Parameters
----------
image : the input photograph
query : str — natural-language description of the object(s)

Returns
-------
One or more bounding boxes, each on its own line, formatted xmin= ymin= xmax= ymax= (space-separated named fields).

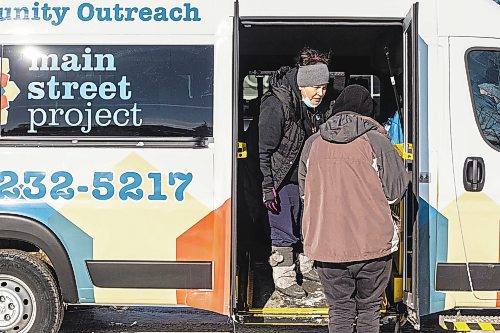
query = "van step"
xmin=439 ymin=315 xmax=500 ymax=331
xmin=237 ymin=308 xmax=329 ymax=325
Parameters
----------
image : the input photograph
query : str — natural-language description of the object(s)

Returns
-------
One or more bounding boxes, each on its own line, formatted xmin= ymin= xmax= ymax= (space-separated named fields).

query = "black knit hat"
xmin=331 ymin=84 xmax=374 ymax=117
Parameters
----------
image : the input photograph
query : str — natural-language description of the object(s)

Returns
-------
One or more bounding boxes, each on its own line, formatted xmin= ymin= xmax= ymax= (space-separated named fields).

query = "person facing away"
xmin=298 ymin=84 xmax=408 ymax=333
xmin=258 ymin=47 xmax=333 ymax=298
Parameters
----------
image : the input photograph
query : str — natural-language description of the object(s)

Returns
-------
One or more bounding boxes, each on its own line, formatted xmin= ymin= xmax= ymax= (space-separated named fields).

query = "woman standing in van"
xmin=258 ymin=47 xmax=331 ymax=297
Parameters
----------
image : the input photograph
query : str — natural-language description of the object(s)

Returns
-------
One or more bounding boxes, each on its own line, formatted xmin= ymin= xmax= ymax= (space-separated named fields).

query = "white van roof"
xmin=436 ymin=0 xmax=500 ymax=38
xmin=239 ymin=0 xmax=414 ymax=20
xmin=239 ymin=0 xmax=500 ymax=39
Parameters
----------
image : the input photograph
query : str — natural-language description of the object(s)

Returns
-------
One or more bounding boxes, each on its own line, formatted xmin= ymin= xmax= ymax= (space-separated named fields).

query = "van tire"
xmin=0 ymin=249 xmax=64 ymax=333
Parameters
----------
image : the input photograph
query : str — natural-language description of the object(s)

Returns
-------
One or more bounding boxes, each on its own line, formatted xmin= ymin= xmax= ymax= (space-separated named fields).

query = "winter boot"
xmin=269 ymin=246 xmax=307 ymax=298
xmin=298 ymin=253 xmax=320 ymax=282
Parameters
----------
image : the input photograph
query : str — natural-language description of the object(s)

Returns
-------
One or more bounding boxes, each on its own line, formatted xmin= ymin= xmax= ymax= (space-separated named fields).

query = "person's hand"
xmin=263 ymin=187 xmax=280 ymax=214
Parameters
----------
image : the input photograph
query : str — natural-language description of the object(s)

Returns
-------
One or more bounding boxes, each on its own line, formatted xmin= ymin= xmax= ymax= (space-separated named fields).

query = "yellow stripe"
xmin=244 ymin=322 xmax=326 ymax=326
xmin=247 ymin=307 xmax=386 ymax=315
xmin=253 ymin=314 xmax=328 ymax=318
xmin=248 ymin=308 xmax=328 ymax=314
xmin=454 ymin=322 xmax=471 ymax=331
xmin=393 ymin=276 xmax=403 ymax=303
xmin=478 ymin=322 xmax=496 ymax=331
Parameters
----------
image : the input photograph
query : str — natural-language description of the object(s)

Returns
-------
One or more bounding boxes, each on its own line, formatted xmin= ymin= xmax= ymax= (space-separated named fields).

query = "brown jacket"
xmin=298 ymin=111 xmax=407 ymax=263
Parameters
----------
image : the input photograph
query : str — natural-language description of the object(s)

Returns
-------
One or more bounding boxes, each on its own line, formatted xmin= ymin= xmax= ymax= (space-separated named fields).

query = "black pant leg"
xmin=354 ymin=256 xmax=392 ymax=333
xmin=317 ymin=262 xmax=356 ymax=333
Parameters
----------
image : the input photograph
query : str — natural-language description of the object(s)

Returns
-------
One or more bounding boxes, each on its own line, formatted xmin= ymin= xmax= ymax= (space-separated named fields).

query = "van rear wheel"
xmin=0 ymin=250 xmax=63 ymax=333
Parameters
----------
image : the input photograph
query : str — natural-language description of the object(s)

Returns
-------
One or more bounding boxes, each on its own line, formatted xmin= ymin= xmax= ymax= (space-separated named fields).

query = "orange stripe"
xmin=176 ymin=199 xmax=232 ymax=315
xmin=497 ymin=224 xmax=500 ymax=308
xmin=1 ymin=73 xmax=8 ymax=87
xmin=0 ymin=95 xmax=7 ymax=109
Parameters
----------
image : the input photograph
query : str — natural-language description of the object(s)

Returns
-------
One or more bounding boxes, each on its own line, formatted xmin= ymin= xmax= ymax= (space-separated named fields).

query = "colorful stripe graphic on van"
xmin=418 ymin=198 xmax=449 ymax=315
xmin=55 ymin=151 xmax=213 ymax=305
xmin=176 ymin=199 xmax=232 ymax=315
xmin=417 ymin=194 xmax=499 ymax=314
xmin=0 ymin=148 xmax=216 ymax=306
xmin=0 ymin=58 xmax=20 ymax=125
xmin=444 ymin=192 xmax=500 ymax=305
xmin=0 ymin=201 xmax=95 ymax=302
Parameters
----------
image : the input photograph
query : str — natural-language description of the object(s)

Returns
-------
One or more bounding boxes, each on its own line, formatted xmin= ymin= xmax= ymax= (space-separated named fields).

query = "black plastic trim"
xmin=86 ymin=261 xmax=213 ymax=289
xmin=240 ymin=17 xmax=403 ymax=26
xmin=436 ymin=263 xmax=500 ymax=291
xmin=0 ymin=214 xmax=78 ymax=302
xmin=231 ymin=0 xmax=240 ymax=314
xmin=241 ymin=20 xmax=403 ymax=27
xmin=0 ymin=137 xmax=209 ymax=149
xmin=402 ymin=3 xmax=419 ymax=324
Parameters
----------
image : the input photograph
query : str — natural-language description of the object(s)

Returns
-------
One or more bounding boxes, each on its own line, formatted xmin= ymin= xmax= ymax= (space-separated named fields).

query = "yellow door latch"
xmin=393 ymin=143 xmax=414 ymax=161
xmin=237 ymin=142 xmax=247 ymax=159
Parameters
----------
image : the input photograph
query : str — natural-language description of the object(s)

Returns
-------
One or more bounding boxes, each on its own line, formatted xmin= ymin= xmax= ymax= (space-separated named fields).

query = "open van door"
xmin=446 ymin=37 xmax=500 ymax=304
xmin=402 ymin=2 xmax=420 ymax=328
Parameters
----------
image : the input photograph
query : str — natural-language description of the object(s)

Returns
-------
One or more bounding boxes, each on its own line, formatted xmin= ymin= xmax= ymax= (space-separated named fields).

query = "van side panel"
xmin=443 ymin=36 xmax=500 ymax=309
xmin=0 ymin=148 xmax=215 ymax=305
xmin=0 ymin=0 xmax=234 ymax=316
xmin=417 ymin=35 xmax=450 ymax=316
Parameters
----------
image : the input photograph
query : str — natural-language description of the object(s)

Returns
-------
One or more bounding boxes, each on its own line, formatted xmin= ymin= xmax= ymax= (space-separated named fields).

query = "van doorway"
xmin=234 ymin=18 xmax=417 ymax=324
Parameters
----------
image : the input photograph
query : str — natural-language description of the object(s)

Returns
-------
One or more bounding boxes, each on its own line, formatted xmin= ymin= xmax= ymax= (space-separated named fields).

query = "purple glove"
xmin=263 ymin=187 xmax=280 ymax=214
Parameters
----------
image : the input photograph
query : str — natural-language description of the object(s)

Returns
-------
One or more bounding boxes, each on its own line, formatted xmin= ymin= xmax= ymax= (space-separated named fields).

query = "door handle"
xmin=463 ymin=157 xmax=485 ymax=192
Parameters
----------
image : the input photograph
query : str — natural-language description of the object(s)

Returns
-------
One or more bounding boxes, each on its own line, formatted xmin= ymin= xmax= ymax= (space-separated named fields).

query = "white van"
xmin=0 ymin=0 xmax=498 ymax=332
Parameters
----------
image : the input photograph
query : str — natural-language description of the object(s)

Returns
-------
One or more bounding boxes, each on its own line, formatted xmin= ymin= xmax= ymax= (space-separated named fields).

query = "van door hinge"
xmin=419 ymin=172 xmax=430 ymax=183
xmin=237 ymin=142 xmax=247 ymax=159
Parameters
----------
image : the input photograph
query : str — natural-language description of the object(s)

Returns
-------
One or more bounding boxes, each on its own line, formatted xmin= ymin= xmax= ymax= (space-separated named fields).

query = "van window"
xmin=243 ymin=75 xmax=269 ymax=101
xmin=241 ymin=74 xmax=269 ymax=130
xmin=466 ymin=49 xmax=500 ymax=150
xmin=0 ymin=45 xmax=214 ymax=138
xmin=349 ymin=74 xmax=381 ymax=106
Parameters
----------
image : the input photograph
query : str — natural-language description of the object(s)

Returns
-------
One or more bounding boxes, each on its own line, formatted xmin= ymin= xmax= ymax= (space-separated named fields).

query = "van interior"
xmin=235 ymin=21 xmax=415 ymax=322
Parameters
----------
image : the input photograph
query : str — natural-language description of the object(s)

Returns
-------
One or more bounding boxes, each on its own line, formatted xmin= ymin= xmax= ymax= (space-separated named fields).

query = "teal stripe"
xmin=429 ymin=201 xmax=449 ymax=313
xmin=0 ymin=202 xmax=94 ymax=302
xmin=418 ymin=198 xmax=449 ymax=315
xmin=417 ymin=35 xmax=448 ymax=315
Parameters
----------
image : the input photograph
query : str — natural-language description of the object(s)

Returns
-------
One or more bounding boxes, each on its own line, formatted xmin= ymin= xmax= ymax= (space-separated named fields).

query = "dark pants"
xmin=317 ymin=256 xmax=392 ymax=333
xmin=268 ymin=183 xmax=301 ymax=247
